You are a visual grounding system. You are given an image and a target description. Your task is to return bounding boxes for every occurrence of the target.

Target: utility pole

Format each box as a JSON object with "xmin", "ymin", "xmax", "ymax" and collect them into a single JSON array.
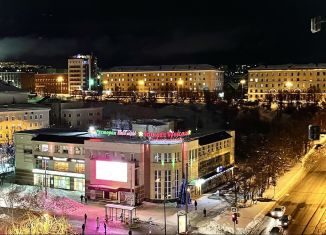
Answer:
[
  {"xmin": 164, "ymin": 195, "xmax": 167, "ymax": 235},
  {"xmin": 44, "ymin": 159, "xmax": 47, "ymax": 198},
  {"xmin": 185, "ymin": 162, "xmax": 189, "ymax": 233}
]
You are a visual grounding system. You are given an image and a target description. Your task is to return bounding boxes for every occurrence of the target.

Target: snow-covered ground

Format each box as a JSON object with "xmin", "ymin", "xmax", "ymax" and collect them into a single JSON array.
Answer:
[{"xmin": 0, "ymin": 183, "xmax": 84, "ymax": 215}]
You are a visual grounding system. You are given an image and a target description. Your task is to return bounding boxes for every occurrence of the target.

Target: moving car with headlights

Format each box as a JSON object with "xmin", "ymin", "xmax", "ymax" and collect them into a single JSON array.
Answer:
[
  {"xmin": 271, "ymin": 206, "xmax": 286, "ymax": 218},
  {"xmin": 270, "ymin": 226, "xmax": 284, "ymax": 235},
  {"xmin": 279, "ymin": 214, "xmax": 291, "ymax": 227}
]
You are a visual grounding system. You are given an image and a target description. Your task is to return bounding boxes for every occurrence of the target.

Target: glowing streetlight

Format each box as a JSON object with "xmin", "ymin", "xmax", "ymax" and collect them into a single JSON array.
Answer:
[
  {"xmin": 138, "ymin": 80, "xmax": 145, "ymax": 93},
  {"xmin": 240, "ymin": 79, "xmax": 246, "ymax": 99},
  {"xmin": 285, "ymin": 81, "xmax": 293, "ymax": 89},
  {"xmin": 56, "ymin": 76, "xmax": 64, "ymax": 94}
]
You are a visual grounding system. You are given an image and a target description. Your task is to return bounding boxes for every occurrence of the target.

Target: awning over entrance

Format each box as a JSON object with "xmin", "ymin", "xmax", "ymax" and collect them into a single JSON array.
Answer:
[{"xmin": 88, "ymin": 184, "xmax": 131, "ymax": 192}]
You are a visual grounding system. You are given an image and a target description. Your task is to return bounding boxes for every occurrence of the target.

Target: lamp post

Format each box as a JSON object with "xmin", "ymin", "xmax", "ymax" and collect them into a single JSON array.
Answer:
[
  {"xmin": 163, "ymin": 194, "xmax": 171, "ymax": 235},
  {"xmin": 240, "ymin": 79, "xmax": 246, "ymax": 99},
  {"xmin": 177, "ymin": 80, "xmax": 184, "ymax": 101},
  {"xmin": 56, "ymin": 76, "xmax": 64, "ymax": 94},
  {"xmin": 285, "ymin": 81, "xmax": 293, "ymax": 102}
]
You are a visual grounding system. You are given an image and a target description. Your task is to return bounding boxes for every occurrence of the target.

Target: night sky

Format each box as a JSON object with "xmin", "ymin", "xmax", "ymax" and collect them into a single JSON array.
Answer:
[{"xmin": 0, "ymin": 0, "xmax": 326, "ymax": 69}]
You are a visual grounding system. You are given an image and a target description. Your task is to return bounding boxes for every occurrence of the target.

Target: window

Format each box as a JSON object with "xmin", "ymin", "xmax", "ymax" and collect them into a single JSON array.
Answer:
[
  {"xmin": 5, "ymin": 116, "xmax": 9, "ymax": 121},
  {"xmin": 154, "ymin": 153, "xmax": 161, "ymax": 162},
  {"xmin": 39, "ymin": 114, "xmax": 43, "ymax": 119},
  {"xmin": 54, "ymin": 176, "xmax": 70, "ymax": 190},
  {"xmin": 75, "ymin": 163, "xmax": 85, "ymax": 173},
  {"xmin": 77, "ymin": 113, "xmax": 81, "ymax": 117},
  {"xmin": 11, "ymin": 116, "xmax": 15, "ymax": 121},
  {"xmin": 54, "ymin": 162, "xmax": 69, "ymax": 171},
  {"xmin": 154, "ymin": 170, "xmax": 161, "ymax": 199},
  {"xmin": 34, "ymin": 114, "xmax": 38, "ymax": 120},
  {"xmin": 74, "ymin": 146, "xmax": 81, "ymax": 155},
  {"xmin": 41, "ymin": 144, "xmax": 48, "ymax": 152},
  {"xmin": 30, "ymin": 115, "xmax": 33, "ymax": 120},
  {"xmin": 174, "ymin": 170, "xmax": 179, "ymax": 198},
  {"xmin": 89, "ymin": 113, "xmax": 93, "ymax": 116},
  {"xmin": 165, "ymin": 170, "xmax": 172, "ymax": 197},
  {"xmin": 62, "ymin": 146, "xmax": 69, "ymax": 154},
  {"xmin": 77, "ymin": 120, "xmax": 81, "ymax": 126},
  {"xmin": 68, "ymin": 114, "xmax": 71, "ymax": 118}
]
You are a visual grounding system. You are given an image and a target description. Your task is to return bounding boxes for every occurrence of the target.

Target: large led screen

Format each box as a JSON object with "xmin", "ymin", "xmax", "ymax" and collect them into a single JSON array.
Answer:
[{"xmin": 95, "ymin": 161, "xmax": 128, "ymax": 182}]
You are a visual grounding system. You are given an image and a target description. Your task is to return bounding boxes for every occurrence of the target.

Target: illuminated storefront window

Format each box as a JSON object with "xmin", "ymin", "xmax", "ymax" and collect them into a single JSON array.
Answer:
[
  {"xmin": 54, "ymin": 176, "xmax": 70, "ymax": 190},
  {"xmin": 54, "ymin": 162, "xmax": 69, "ymax": 172},
  {"xmin": 74, "ymin": 178, "xmax": 85, "ymax": 191},
  {"xmin": 75, "ymin": 163, "xmax": 85, "ymax": 173}
]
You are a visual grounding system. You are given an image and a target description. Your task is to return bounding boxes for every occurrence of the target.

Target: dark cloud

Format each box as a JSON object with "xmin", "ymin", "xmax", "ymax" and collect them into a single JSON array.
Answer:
[{"xmin": 1, "ymin": 0, "xmax": 326, "ymax": 68}]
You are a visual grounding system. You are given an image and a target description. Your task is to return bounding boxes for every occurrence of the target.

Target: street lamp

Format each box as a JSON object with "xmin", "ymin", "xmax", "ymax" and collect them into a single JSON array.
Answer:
[
  {"xmin": 163, "ymin": 194, "xmax": 171, "ymax": 235},
  {"xmin": 177, "ymin": 80, "xmax": 184, "ymax": 101},
  {"xmin": 240, "ymin": 79, "xmax": 246, "ymax": 99},
  {"xmin": 57, "ymin": 76, "xmax": 64, "ymax": 94}
]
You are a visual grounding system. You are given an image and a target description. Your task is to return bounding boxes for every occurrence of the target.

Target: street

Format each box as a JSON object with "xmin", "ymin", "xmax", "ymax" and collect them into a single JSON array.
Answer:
[{"xmin": 253, "ymin": 154, "xmax": 326, "ymax": 235}]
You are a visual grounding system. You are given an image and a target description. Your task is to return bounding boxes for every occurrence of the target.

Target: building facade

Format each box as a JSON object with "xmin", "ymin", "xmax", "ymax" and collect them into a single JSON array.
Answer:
[
  {"xmin": 0, "ymin": 72, "xmax": 35, "ymax": 91},
  {"xmin": 35, "ymin": 73, "xmax": 68, "ymax": 95},
  {"xmin": 0, "ymin": 105, "xmax": 50, "ymax": 143},
  {"xmin": 68, "ymin": 54, "xmax": 98, "ymax": 93},
  {"xmin": 101, "ymin": 64, "xmax": 224, "ymax": 93},
  {"xmin": 14, "ymin": 130, "xmax": 88, "ymax": 191},
  {"xmin": 248, "ymin": 64, "xmax": 326, "ymax": 101},
  {"xmin": 15, "ymin": 127, "xmax": 235, "ymax": 205},
  {"xmin": 61, "ymin": 107, "xmax": 103, "ymax": 129}
]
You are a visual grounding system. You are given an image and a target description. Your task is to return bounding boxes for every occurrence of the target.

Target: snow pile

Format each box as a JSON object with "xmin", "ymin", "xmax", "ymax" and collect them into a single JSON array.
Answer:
[{"xmin": 0, "ymin": 184, "xmax": 84, "ymax": 216}]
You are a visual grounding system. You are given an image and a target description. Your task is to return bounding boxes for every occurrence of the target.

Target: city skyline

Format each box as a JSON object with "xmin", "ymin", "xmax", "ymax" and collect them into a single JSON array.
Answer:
[{"xmin": 1, "ymin": 0, "xmax": 326, "ymax": 68}]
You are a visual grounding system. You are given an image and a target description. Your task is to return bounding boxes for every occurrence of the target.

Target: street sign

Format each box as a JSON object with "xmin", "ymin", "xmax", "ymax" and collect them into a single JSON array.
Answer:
[{"xmin": 231, "ymin": 207, "xmax": 238, "ymax": 213}]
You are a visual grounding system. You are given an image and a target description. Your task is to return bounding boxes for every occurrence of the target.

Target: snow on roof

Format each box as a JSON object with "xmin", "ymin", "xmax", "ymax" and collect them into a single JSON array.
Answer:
[
  {"xmin": 250, "ymin": 63, "xmax": 326, "ymax": 70},
  {"xmin": 107, "ymin": 64, "xmax": 219, "ymax": 72}
]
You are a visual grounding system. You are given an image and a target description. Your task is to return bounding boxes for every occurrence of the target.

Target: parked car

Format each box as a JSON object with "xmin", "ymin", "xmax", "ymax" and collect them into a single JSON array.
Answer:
[
  {"xmin": 271, "ymin": 206, "xmax": 286, "ymax": 218},
  {"xmin": 270, "ymin": 226, "xmax": 284, "ymax": 235},
  {"xmin": 279, "ymin": 214, "xmax": 291, "ymax": 227}
]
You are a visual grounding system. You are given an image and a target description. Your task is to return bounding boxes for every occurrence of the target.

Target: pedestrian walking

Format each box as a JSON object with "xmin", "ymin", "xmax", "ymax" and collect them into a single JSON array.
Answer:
[
  {"xmin": 105, "ymin": 214, "xmax": 108, "ymax": 223},
  {"xmin": 194, "ymin": 200, "xmax": 197, "ymax": 210},
  {"xmin": 80, "ymin": 194, "xmax": 84, "ymax": 203},
  {"xmin": 84, "ymin": 213, "xmax": 87, "ymax": 224},
  {"xmin": 104, "ymin": 222, "xmax": 107, "ymax": 235},
  {"xmin": 203, "ymin": 208, "xmax": 207, "ymax": 217},
  {"xmin": 82, "ymin": 223, "xmax": 85, "ymax": 235},
  {"xmin": 96, "ymin": 216, "xmax": 99, "ymax": 229},
  {"xmin": 129, "ymin": 230, "xmax": 132, "ymax": 235},
  {"xmin": 85, "ymin": 196, "xmax": 88, "ymax": 204}
]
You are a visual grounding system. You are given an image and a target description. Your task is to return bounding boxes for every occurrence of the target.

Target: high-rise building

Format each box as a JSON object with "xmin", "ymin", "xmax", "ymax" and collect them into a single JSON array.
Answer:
[
  {"xmin": 248, "ymin": 64, "xmax": 326, "ymax": 102},
  {"xmin": 68, "ymin": 54, "xmax": 98, "ymax": 94}
]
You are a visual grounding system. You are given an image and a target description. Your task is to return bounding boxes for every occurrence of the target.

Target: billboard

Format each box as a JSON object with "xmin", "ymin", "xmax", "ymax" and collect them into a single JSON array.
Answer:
[{"xmin": 95, "ymin": 161, "xmax": 128, "ymax": 182}]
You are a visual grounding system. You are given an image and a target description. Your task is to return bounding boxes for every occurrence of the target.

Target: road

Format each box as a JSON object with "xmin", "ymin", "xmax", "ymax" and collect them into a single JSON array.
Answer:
[{"xmin": 253, "ymin": 154, "xmax": 326, "ymax": 235}]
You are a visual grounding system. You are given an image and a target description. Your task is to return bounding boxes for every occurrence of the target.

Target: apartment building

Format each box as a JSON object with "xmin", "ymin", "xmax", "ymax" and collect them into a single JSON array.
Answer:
[
  {"xmin": 248, "ymin": 64, "xmax": 326, "ymax": 101},
  {"xmin": 35, "ymin": 73, "xmax": 68, "ymax": 95},
  {"xmin": 0, "ymin": 105, "xmax": 50, "ymax": 143},
  {"xmin": 101, "ymin": 64, "xmax": 224, "ymax": 93}
]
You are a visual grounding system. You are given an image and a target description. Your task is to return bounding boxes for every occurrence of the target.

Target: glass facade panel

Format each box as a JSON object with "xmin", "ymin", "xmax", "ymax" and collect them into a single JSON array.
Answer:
[
  {"xmin": 54, "ymin": 176, "xmax": 70, "ymax": 190},
  {"xmin": 74, "ymin": 178, "xmax": 85, "ymax": 192}
]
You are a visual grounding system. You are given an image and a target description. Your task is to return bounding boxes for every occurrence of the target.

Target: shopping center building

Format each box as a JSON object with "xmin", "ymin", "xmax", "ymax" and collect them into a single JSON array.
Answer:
[{"xmin": 14, "ymin": 122, "xmax": 235, "ymax": 204}]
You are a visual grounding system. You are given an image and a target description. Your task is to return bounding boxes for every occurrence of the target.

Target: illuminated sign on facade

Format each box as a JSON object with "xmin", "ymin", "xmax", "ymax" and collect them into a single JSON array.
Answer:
[
  {"xmin": 96, "ymin": 130, "xmax": 137, "ymax": 137},
  {"xmin": 95, "ymin": 129, "xmax": 191, "ymax": 139}
]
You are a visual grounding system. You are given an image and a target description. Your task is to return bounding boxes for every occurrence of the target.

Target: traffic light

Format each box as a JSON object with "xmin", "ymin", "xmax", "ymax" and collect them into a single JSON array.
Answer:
[
  {"xmin": 232, "ymin": 213, "xmax": 238, "ymax": 224},
  {"xmin": 308, "ymin": 125, "xmax": 320, "ymax": 140}
]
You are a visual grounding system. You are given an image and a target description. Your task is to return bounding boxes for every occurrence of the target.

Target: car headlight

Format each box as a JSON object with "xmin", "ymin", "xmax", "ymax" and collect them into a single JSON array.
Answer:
[{"xmin": 284, "ymin": 222, "xmax": 287, "ymax": 225}]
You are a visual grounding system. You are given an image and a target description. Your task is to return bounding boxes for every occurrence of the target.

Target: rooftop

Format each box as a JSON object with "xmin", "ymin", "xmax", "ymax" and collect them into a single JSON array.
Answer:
[
  {"xmin": 0, "ymin": 80, "xmax": 24, "ymax": 92},
  {"xmin": 16, "ymin": 128, "xmax": 233, "ymax": 145},
  {"xmin": 107, "ymin": 64, "xmax": 219, "ymax": 72},
  {"xmin": 250, "ymin": 63, "xmax": 326, "ymax": 70},
  {"xmin": 0, "ymin": 104, "xmax": 50, "ymax": 112}
]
